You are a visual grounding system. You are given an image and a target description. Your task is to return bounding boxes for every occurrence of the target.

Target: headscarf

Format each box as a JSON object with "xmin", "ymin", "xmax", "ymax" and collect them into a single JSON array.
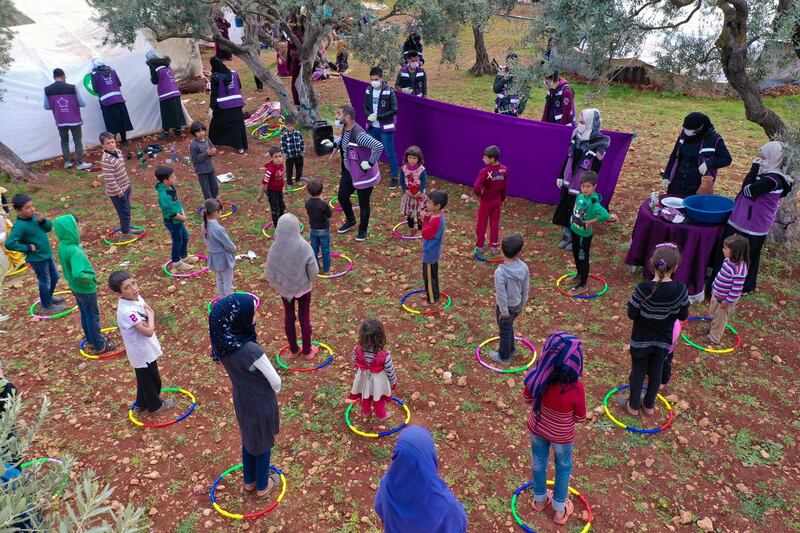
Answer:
[
  {"xmin": 757, "ymin": 140, "xmax": 793, "ymax": 185},
  {"xmin": 210, "ymin": 56, "xmax": 232, "ymax": 83},
  {"xmin": 265, "ymin": 213, "xmax": 318, "ymax": 300},
  {"xmin": 523, "ymin": 332, "xmax": 584, "ymax": 414},
  {"xmin": 145, "ymin": 50, "xmax": 159, "ymax": 61},
  {"xmin": 573, "ymin": 108, "xmax": 610, "ymax": 153},
  {"xmin": 208, "ymin": 293, "xmax": 257, "ymax": 361},
  {"xmin": 681, "ymin": 112, "xmax": 713, "ymax": 143},
  {"xmin": 91, "ymin": 57, "xmax": 106, "ymax": 69},
  {"xmin": 374, "ymin": 426, "xmax": 467, "ymax": 533}
]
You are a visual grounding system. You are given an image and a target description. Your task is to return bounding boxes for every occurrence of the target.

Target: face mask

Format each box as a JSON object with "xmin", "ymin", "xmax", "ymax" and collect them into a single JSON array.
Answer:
[
  {"xmin": 576, "ymin": 124, "xmax": 586, "ymax": 135},
  {"xmin": 683, "ymin": 128, "xmax": 696, "ymax": 137},
  {"xmin": 409, "ymin": 62, "xmax": 419, "ymax": 69},
  {"xmin": 334, "ymin": 119, "xmax": 344, "ymax": 127},
  {"xmin": 370, "ymin": 80, "xmax": 382, "ymax": 89}
]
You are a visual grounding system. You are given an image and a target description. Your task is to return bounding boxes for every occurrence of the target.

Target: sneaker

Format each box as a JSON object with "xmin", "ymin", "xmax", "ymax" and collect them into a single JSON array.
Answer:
[
  {"xmin": 40, "ymin": 304, "xmax": 66, "ymax": 316},
  {"xmin": 557, "ymin": 238, "xmax": 569, "ymax": 248},
  {"xmin": 569, "ymin": 285, "xmax": 588, "ymax": 296},
  {"xmin": 117, "ymin": 233, "xmax": 134, "ymax": 241},
  {"xmin": 130, "ymin": 228, "xmax": 144, "ymax": 235},
  {"xmin": 63, "ymin": 161, "xmax": 74, "ymax": 169},
  {"xmin": 51, "ymin": 295, "xmax": 66, "ymax": 304},
  {"xmin": 174, "ymin": 129, "xmax": 184, "ymax": 138},
  {"xmin": 705, "ymin": 335, "xmax": 719, "ymax": 346},
  {"xmin": 183, "ymin": 255, "xmax": 200, "ymax": 265},
  {"xmin": 120, "ymin": 140, "xmax": 129, "ymax": 147},
  {"xmin": 338, "ymin": 220, "xmax": 357, "ymax": 234},
  {"xmin": 152, "ymin": 398, "xmax": 177, "ymax": 415},
  {"xmin": 355, "ymin": 231, "xmax": 367, "ymax": 242},
  {"xmin": 0, "ymin": 314, "xmax": 8, "ymax": 322},
  {"xmin": 489, "ymin": 246, "xmax": 500, "ymax": 255},
  {"xmin": 87, "ymin": 339, "xmax": 119, "ymax": 356},
  {"xmin": 476, "ymin": 245, "xmax": 488, "ymax": 255},
  {"xmin": 487, "ymin": 350, "xmax": 510, "ymax": 366},
  {"xmin": 567, "ymin": 275, "xmax": 580, "ymax": 285},
  {"xmin": 158, "ymin": 131, "xmax": 170, "ymax": 140},
  {"xmin": 564, "ymin": 242, "xmax": 573, "ymax": 251},
  {"xmin": 174, "ymin": 261, "xmax": 194, "ymax": 272},
  {"xmin": 76, "ymin": 162, "xmax": 93, "ymax": 170},
  {"xmin": 389, "ymin": 178, "xmax": 399, "ymax": 190}
]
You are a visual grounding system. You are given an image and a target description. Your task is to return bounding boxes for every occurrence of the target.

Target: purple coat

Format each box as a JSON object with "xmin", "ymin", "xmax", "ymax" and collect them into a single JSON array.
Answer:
[
  {"xmin": 563, "ymin": 143, "xmax": 605, "ymax": 195},
  {"xmin": 44, "ymin": 81, "xmax": 82, "ymax": 126},
  {"xmin": 91, "ymin": 68, "xmax": 125, "ymax": 106},
  {"xmin": 216, "ymin": 71, "xmax": 244, "ymax": 109},
  {"xmin": 154, "ymin": 65, "xmax": 180, "ymax": 101},
  {"xmin": 728, "ymin": 167, "xmax": 791, "ymax": 236}
]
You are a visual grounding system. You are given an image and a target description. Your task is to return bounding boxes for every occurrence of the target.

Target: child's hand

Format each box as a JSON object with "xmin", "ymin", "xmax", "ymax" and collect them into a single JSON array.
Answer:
[
  {"xmin": 208, "ymin": 147, "xmax": 217, "ymax": 155},
  {"xmin": 34, "ymin": 212, "xmax": 45, "ymax": 222},
  {"xmin": 609, "ymin": 213, "xmax": 619, "ymax": 223},
  {"xmin": 28, "ymin": 243, "xmax": 37, "ymax": 251},
  {"xmin": 256, "ymin": 194, "xmax": 264, "ymax": 202}
]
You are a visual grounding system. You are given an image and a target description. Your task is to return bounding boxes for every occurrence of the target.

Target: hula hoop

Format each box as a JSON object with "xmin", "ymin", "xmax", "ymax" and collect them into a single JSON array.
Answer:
[
  {"xmin": 79, "ymin": 326, "xmax": 126, "ymax": 360},
  {"xmin": 328, "ymin": 197, "xmax": 359, "ymax": 212},
  {"xmin": 316, "ymin": 252, "xmax": 353, "ymax": 279},
  {"xmin": 210, "ymin": 464, "xmax": 287, "ymax": 519},
  {"xmin": 128, "ymin": 387, "xmax": 196, "ymax": 428},
  {"xmin": 275, "ymin": 340, "xmax": 334, "ymax": 372},
  {"xmin": 285, "ymin": 177, "xmax": 310, "ymax": 194},
  {"xmin": 511, "ymin": 480, "xmax": 593, "ymax": 533},
  {"xmin": 602, "ymin": 384, "xmax": 673, "ymax": 434},
  {"xmin": 473, "ymin": 247, "xmax": 504, "ymax": 263},
  {"xmin": 392, "ymin": 221, "xmax": 422, "ymax": 240},
  {"xmin": 261, "ymin": 222, "xmax": 305, "ymax": 239},
  {"xmin": 29, "ymin": 290, "xmax": 78, "ymax": 320},
  {"xmin": 196, "ymin": 201, "xmax": 238, "ymax": 219},
  {"xmin": 345, "ymin": 396, "xmax": 411, "ymax": 438},
  {"xmin": 83, "ymin": 73, "xmax": 98, "ymax": 96},
  {"xmin": 7, "ymin": 263, "xmax": 29, "ymax": 277},
  {"xmin": 400, "ymin": 289, "xmax": 452, "ymax": 315},
  {"xmin": 102, "ymin": 226, "xmax": 147, "ymax": 246},
  {"xmin": 680, "ymin": 316, "xmax": 741, "ymax": 354},
  {"xmin": 475, "ymin": 336, "xmax": 538, "ymax": 373},
  {"xmin": 555, "ymin": 272, "xmax": 609, "ymax": 300},
  {"xmin": 20, "ymin": 457, "xmax": 64, "ymax": 469},
  {"xmin": 207, "ymin": 291, "xmax": 261, "ymax": 313},
  {"xmin": 162, "ymin": 255, "xmax": 209, "ymax": 278}
]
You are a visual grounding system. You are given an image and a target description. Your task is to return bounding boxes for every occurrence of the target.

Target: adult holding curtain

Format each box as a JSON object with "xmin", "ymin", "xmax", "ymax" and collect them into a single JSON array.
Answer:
[
  {"xmin": 90, "ymin": 58, "xmax": 134, "ymax": 147},
  {"xmin": 208, "ymin": 57, "xmax": 248, "ymax": 154},
  {"xmin": 145, "ymin": 51, "xmax": 186, "ymax": 139}
]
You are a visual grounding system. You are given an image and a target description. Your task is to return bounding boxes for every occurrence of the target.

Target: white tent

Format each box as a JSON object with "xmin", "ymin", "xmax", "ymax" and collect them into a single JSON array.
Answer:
[{"xmin": 0, "ymin": 0, "xmax": 199, "ymax": 163}]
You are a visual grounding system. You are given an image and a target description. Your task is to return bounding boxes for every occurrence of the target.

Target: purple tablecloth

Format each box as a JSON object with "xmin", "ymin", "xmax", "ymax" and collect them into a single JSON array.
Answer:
[{"xmin": 624, "ymin": 198, "xmax": 726, "ymax": 296}]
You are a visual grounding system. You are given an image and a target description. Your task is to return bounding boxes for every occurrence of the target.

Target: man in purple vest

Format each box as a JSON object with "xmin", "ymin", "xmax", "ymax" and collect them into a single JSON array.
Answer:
[
  {"xmin": 363, "ymin": 67, "xmax": 399, "ymax": 189},
  {"xmin": 542, "ymin": 71, "xmax": 575, "ymax": 126},
  {"xmin": 90, "ymin": 58, "xmax": 134, "ymax": 147},
  {"xmin": 43, "ymin": 68, "xmax": 92, "ymax": 170},
  {"xmin": 145, "ymin": 51, "xmax": 186, "ymax": 139},
  {"xmin": 321, "ymin": 104, "xmax": 383, "ymax": 242},
  {"xmin": 395, "ymin": 51, "xmax": 427, "ymax": 97}
]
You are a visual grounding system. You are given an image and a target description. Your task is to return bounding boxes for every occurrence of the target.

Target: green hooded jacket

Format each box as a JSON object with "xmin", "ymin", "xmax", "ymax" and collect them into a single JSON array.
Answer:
[
  {"xmin": 54, "ymin": 215, "xmax": 97, "ymax": 294},
  {"xmin": 156, "ymin": 182, "xmax": 184, "ymax": 224},
  {"xmin": 570, "ymin": 191, "xmax": 610, "ymax": 238},
  {"xmin": 5, "ymin": 215, "xmax": 54, "ymax": 262}
]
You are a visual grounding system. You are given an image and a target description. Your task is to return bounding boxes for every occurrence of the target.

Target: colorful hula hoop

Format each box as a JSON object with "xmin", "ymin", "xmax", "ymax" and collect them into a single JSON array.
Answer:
[
  {"xmin": 345, "ymin": 396, "xmax": 411, "ymax": 438},
  {"xmin": 261, "ymin": 222, "xmax": 305, "ymax": 239},
  {"xmin": 7, "ymin": 263, "xmax": 30, "ymax": 277},
  {"xmin": 285, "ymin": 177, "xmax": 309, "ymax": 193},
  {"xmin": 102, "ymin": 226, "xmax": 147, "ymax": 246},
  {"xmin": 328, "ymin": 197, "xmax": 359, "ymax": 212},
  {"xmin": 400, "ymin": 289, "xmax": 452, "ymax": 315},
  {"xmin": 79, "ymin": 326, "xmax": 126, "ymax": 360},
  {"xmin": 511, "ymin": 479, "xmax": 593, "ymax": 533},
  {"xmin": 316, "ymin": 252, "xmax": 353, "ymax": 279},
  {"xmin": 210, "ymin": 464, "xmax": 287, "ymax": 519},
  {"xmin": 83, "ymin": 73, "xmax": 98, "ymax": 96},
  {"xmin": 162, "ymin": 255, "xmax": 209, "ymax": 278},
  {"xmin": 392, "ymin": 221, "xmax": 422, "ymax": 240},
  {"xmin": 128, "ymin": 387, "xmax": 196, "ymax": 428},
  {"xmin": 207, "ymin": 291, "xmax": 261, "ymax": 313},
  {"xmin": 20, "ymin": 457, "xmax": 64, "ymax": 469},
  {"xmin": 555, "ymin": 272, "xmax": 609, "ymax": 299},
  {"xmin": 473, "ymin": 247, "xmax": 504, "ymax": 263},
  {"xmin": 602, "ymin": 384, "xmax": 673, "ymax": 434},
  {"xmin": 475, "ymin": 336, "xmax": 538, "ymax": 373},
  {"xmin": 680, "ymin": 316, "xmax": 741, "ymax": 354},
  {"xmin": 196, "ymin": 201, "xmax": 238, "ymax": 219},
  {"xmin": 29, "ymin": 290, "xmax": 78, "ymax": 320},
  {"xmin": 275, "ymin": 340, "xmax": 334, "ymax": 372}
]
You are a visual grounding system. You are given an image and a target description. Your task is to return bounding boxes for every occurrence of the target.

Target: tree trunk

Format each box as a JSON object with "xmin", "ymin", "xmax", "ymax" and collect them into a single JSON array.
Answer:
[
  {"xmin": 469, "ymin": 24, "xmax": 495, "ymax": 76},
  {"xmin": 0, "ymin": 141, "xmax": 38, "ymax": 183}
]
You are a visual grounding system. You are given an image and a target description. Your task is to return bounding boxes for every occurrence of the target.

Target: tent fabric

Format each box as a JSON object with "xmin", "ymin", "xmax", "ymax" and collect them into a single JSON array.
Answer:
[{"xmin": 342, "ymin": 77, "xmax": 633, "ymax": 206}]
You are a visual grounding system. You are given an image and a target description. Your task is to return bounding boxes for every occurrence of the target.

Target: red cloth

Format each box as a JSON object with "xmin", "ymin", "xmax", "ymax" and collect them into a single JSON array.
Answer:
[
  {"xmin": 421, "ymin": 214, "xmax": 442, "ymax": 240},
  {"xmin": 523, "ymin": 381, "xmax": 586, "ymax": 444},
  {"xmin": 475, "ymin": 198, "xmax": 502, "ymax": 248},
  {"xmin": 262, "ymin": 161, "xmax": 286, "ymax": 191},
  {"xmin": 473, "ymin": 163, "xmax": 509, "ymax": 202}
]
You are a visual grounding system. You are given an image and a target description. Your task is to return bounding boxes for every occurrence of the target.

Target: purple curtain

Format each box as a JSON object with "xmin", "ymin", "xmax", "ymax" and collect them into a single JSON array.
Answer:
[{"xmin": 343, "ymin": 76, "xmax": 633, "ymax": 206}]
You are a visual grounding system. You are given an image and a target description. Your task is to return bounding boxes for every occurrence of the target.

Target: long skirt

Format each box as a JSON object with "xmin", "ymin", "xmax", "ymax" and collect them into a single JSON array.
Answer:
[
  {"xmin": 101, "ymin": 102, "xmax": 133, "ymax": 134},
  {"xmin": 209, "ymin": 106, "xmax": 248, "ymax": 151},
  {"xmin": 552, "ymin": 186, "xmax": 576, "ymax": 228},
  {"xmin": 159, "ymin": 96, "xmax": 186, "ymax": 131}
]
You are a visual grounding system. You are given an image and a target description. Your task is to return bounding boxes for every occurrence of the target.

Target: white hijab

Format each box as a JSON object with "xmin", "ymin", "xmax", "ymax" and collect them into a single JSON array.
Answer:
[
  {"xmin": 91, "ymin": 57, "xmax": 106, "ymax": 69},
  {"xmin": 758, "ymin": 141, "xmax": 793, "ymax": 185}
]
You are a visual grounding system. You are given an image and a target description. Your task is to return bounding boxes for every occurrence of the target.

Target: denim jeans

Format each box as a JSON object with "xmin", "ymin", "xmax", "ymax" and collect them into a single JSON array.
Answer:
[
  {"xmin": 29, "ymin": 257, "xmax": 59, "ymax": 308},
  {"xmin": 496, "ymin": 305, "xmax": 521, "ymax": 360},
  {"xmin": 242, "ymin": 445, "xmax": 272, "ymax": 491},
  {"xmin": 310, "ymin": 228, "xmax": 331, "ymax": 272},
  {"xmin": 57, "ymin": 125, "xmax": 84, "ymax": 164},
  {"xmin": 164, "ymin": 221, "xmax": 189, "ymax": 263},
  {"xmin": 367, "ymin": 126, "xmax": 398, "ymax": 178},
  {"xmin": 531, "ymin": 435, "xmax": 573, "ymax": 513},
  {"xmin": 74, "ymin": 292, "xmax": 105, "ymax": 351},
  {"xmin": 109, "ymin": 187, "xmax": 132, "ymax": 234}
]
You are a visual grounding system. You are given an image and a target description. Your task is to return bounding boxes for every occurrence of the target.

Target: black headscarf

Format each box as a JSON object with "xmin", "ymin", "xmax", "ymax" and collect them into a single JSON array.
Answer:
[
  {"xmin": 681, "ymin": 112, "xmax": 714, "ymax": 143},
  {"xmin": 208, "ymin": 293, "xmax": 257, "ymax": 361},
  {"xmin": 210, "ymin": 56, "xmax": 232, "ymax": 83}
]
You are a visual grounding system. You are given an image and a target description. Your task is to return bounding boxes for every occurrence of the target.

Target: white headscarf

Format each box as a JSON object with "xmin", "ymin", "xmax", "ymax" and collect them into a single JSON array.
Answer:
[
  {"xmin": 265, "ymin": 213, "xmax": 319, "ymax": 300},
  {"xmin": 577, "ymin": 109, "xmax": 599, "ymax": 141},
  {"xmin": 91, "ymin": 57, "xmax": 106, "ymax": 69},
  {"xmin": 145, "ymin": 50, "xmax": 159, "ymax": 61},
  {"xmin": 758, "ymin": 141, "xmax": 793, "ymax": 185}
]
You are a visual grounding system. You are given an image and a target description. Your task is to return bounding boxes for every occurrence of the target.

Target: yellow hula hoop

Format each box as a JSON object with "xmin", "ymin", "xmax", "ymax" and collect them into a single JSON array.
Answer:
[
  {"xmin": 602, "ymin": 390, "xmax": 673, "ymax": 432},
  {"xmin": 128, "ymin": 388, "xmax": 197, "ymax": 428},
  {"xmin": 347, "ymin": 400, "xmax": 412, "ymax": 438},
  {"xmin": 79, "ymin": 326, "xmax": 126, "ymax": 359},
  {"xmin": 7, "ymin": 263, "xmax": 29, "ymax": 277}
]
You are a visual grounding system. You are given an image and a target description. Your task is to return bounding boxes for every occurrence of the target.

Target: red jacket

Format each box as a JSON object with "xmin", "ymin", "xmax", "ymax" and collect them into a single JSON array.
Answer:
[
  {"xmin": 473, "ymin": 163, "xmax": 509, "ymax": 203},
  {"xmin": 262, "ymin": 161, "xmax": 285, "ymax": 192}
]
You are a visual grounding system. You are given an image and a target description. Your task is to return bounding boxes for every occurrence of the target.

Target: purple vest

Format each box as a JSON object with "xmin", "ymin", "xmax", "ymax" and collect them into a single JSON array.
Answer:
[
  {"xmin": 545, "ymin": 82, "xmax": 575, "ymax": 125},
  {"xmin": 345, "ymin": 125, "xmax": 381, "ymax": 189},
  {"xmin": 155, "ymin": 66, "xmax": 180, "ymax": 101},
  {"xmin": 44, "ymin": 82, "xmax": 82, "ymax": 127},
  {"xmin": 397, "ymin": 66, "xmax": 425, "ymax": 96},
  {"xmin": 364, "ymin": 86, "xmax": 396, "ymax": 131},
  {"xmin": 563, "ymin": 144, "xmax": 603, "ymax": 194},
  {"xmin": 92, "ymin": 70, "xmax": 125, "ymax": 106},
  {"xmin": 728, "ymin": 174, "xmax": 784, "ymax": 236},
  {"xmin": 216, "ymin": 71, "xmax": 244, "ymax": 109}
]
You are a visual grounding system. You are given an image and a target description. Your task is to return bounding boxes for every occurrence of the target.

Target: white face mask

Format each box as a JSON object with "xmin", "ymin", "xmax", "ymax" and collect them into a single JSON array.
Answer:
[
  {"xmin": 370, "ymin": 80, "xmax": 382, "ymax": 89},
  {"xmin": 334, "ymin": 119, "xmax": 344, "ymax": 127},
  {"xmin": 576, "ymin": 124, "xmax": 586, "ymax": 135},
  {"xmin": 409, "ymin": 62, "xmax": 420, "ymax": 69},
  {"xmin": 683, "ymin": 128, "xmax": 697, "ymax": 137}
]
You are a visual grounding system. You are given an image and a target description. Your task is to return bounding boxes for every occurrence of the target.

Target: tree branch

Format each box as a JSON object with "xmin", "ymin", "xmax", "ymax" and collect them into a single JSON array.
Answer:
[{"xmin": 635, "ymin": 0, "xmax": 702, "ymax": 31}]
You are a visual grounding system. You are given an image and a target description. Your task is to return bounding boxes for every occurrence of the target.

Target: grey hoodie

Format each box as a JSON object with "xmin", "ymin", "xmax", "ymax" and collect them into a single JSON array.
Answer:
[{"xmin": 494, "ymin": 259, "xmax": 530, "ymax": 315}]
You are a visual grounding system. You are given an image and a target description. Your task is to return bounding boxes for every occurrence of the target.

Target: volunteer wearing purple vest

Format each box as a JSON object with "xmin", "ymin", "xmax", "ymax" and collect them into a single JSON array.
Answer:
[
  {"xmin": 90, "ymin": 58, "xmax": 133, "ymax": 147},
  {"xmin": 551, "ymin": 109, "xmax": 610, "ymax": 251},
  {"xmin": 662, "ymin": 112, "xmax": 732, "ymax": 196},
  {"xmin": 208, "ymin": 57, "xmax": 248, "ymax": 154},
  {"xmin": 321, "ymin": 105, "xmax": 383, "ymax": 242},
  {"xmin": 145, "ymin": 51, "xmax": 186, "ymax": 139},
  {"xmin": 394, "ymin": 51, "xmax": 427, "ymax": 97},
  {"xmin": 43, "ymin": 68, "xmax": 92, "ymax": 170},
  {"xmin": 710, "ymin": 141, "xmax": 793, "ymax": 294},
  {"xmin": 542, "ymin": 71, "xmax": 575, "ymax": 126},
  {"xmin": 364, "ymin": 67, "xmax": 399, "ymax": 189}
]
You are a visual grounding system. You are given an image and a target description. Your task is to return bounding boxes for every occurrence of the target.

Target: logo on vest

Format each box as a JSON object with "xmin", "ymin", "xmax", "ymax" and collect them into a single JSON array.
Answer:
[{"xmin": 56, "ymin": 97, "xmax": 69, "ymax": 109}]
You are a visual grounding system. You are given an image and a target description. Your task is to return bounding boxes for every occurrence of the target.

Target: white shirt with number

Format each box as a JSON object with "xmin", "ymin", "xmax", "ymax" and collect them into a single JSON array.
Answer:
[{"xmin": 117, "ymin": 296, "xmax": 162, "ymax": 368}]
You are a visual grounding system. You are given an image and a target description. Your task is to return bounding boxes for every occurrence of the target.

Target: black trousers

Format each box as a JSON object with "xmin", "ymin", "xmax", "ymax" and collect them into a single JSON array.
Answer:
[
  {"xmin": 135, "ymin": 360, "xmax": 163, "ymax": 412},
  {"xmin": 197, "ymin": 172, "xmax": 219, "ymax": 200},
  {"xmin": 407, "ymin": 216, "xmax": 422, "ymax": 230},
  {"xmin": 628, "ymin": 347, "xmax": 667, "ymax": 410},
  {"xmin": 570, "ymin": 230, "xmax": 593, "ymax": 286},
  {"xmin": 661, "ymin": 352, "xmax": 674, "ymax": 385},
  {"xmin": 338, "ymin": 168, "xmax": 373, "ymax": 233},
  {"xmin": 267, "ymin": 190, "xmax": 286, "ymax": 227},
  {"xmin": 423, "ymin": 262, "xmax": 440, "ymax": 304},
  {"xmin": 254, "ymin": 76, "xmax": 263, "ymax": 90},
  {"xmin": 286, "ymin": 156, "xmax": 304, "ymax": 184}
]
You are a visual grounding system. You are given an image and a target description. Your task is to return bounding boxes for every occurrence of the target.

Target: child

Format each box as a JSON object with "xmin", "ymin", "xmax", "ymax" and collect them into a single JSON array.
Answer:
[
  {"xmin": 108, "ymin": 271, "xmax": 175, "ymax": 415},
  {"xmin": 709, "ymin": 234, "xmax": 749, "ymax": 345},
  {"xmin": 305, "ymin": 178, "xmax": 333, "ymax": 273},
  {"xmin": 54, "ymin": 215, "xmax": 117, "ymax": 355},
  {"xmin": 489, "ymin": 234, "xmax": 529, "ymax": 365},
  {"xmin": 625, "ymin": 243, "xmax": 689, "ymax": 416},
  {"xmin": 522, "ymin": 332, "xmax": 586, "ymax": 525},
  {"xmin": 399, "ymin": 146, "xmax": 428, "ymax": 236},
  {"xmin": 201, "ymin": 199, "xmax": 236, "ymax": 296},
  {"xmin": 0, "ymin": 200, "xmax": 9, "ymax": 323},
  {"xmin": 422, "ymin": 190, "xmax": 447, "ymax": 305},
  {"xmin": 280, "ymin": 117, "xmax": 305, "ymax": 185},
  {"xmin": 189, "ymin": 121, "xmax": 219, "ymax": 200},
  {"xmin": 568, "ymin": 171, "xmax": 617, "ymax": 296},
  {"xmin": 347, "ymin": 318, "xmax": 398, "ymax": 420},
  {"xmin": 155, "ymin": 166, "xmax": 197, "ymax": 272},
  {"xmin": 333, "ymin": 40, "xmax": 349, "ymax": 73},
  {"xmin": 100, "ymin": 132, "xmax": 140, "ymax": 241},
  {"xmin": 257, "ymin": 147, "xmax": 286, "ymax": 228},
  {"xmin": 5, "ymin": 194, "xmax": 65, "ymax": 315},
  {"xmin": 473, "ymin": 145, "xmax": 508, "ymax": 254}
]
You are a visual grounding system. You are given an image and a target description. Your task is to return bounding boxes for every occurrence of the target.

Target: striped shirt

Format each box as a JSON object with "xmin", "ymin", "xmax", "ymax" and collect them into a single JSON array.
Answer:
[
  {"xmin": 628, "ymin": 281, "xmax": 690, "ymax": 351},
  {"xmin": 340, "ymin": 127, "xmax": 383, "ymax": 164},
  {"xmin": 523, "ymin": 381, "xmax": 586, "ymax": 444},
  {"xmin": 712, "ymin": 258, "xmax": 748, "ymax": 303},
  {"xmin": 351, "ymin": 348, "xmax": 398, "ymax": 385},
  {"xmin": 100, "ymin": 150, "xmax": 130, "ymax": 197}
]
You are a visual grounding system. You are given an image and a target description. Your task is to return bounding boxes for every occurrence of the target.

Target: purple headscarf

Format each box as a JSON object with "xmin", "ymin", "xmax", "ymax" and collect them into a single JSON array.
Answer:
[
  {"xmin": 523, "ymin": 332, "xmax": 584, "ymax": 413},
  {"xmin": 374, "ymin": 425, "xmax": 467, "ymax": 533}
]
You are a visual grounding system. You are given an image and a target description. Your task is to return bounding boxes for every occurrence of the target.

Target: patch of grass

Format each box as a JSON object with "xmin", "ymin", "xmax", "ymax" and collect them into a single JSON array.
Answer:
[
  {"xmin": 739, "ymin": 493, "xmax": 783, "ymax": 524},
  {"xmin": 369, "ymin": 444, "xmax": 392, "ymax": 461},
  {"xmin": 461, "ymin": 401, "xmax": 480, "ymax": 413},
  {"xmin": 732, "ymin": 393, "xmax": 760, "ymax": 408},
  {"xmin": 450, "ymin": 359, "xmax": 469, "ymax": 376},
  {"xmin": 730, "ymin": 429, "xmax": 784, "ymax": 467}
]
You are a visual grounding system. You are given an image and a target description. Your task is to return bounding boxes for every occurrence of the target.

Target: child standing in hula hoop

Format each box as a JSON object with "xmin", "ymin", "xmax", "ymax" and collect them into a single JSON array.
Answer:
[
  {"xmin": 257, "ymin": 147, "xmax": 286, "ymax": 228},
  {"xmin": 155, "ymin": 166, "xmax": 197, "ymax": 272},
  {"xmin": 488, "ymin": 234, "xmax": 529, "ymax": 366},
  {"xmin": 347, "ymin": 318, "xmax": 398, "ymax": 420},
  {"xmin": 708, "ymin": 235, "xmax": 749, "ymax": 345},
  {"xmin": 201, "ymin": 198, "xmax": 236, "ymax": 296},
  {"xmin": 399, "ymin": 145, "xmax": 428, "ymax": 237},
  {"xmin": 421, "ymin": 190, "xmax": 447, "ymax": 305},
  {"xmin": 305, "ymin": 178, "xmax": 333, "ymax": 274},
  {"xmin": 624, "ymin": 243, "xmax": 689, "ymax": 417},
  {"xmin": 189, "ymin": 121, "xmax": 219, "ymax": 200}
]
